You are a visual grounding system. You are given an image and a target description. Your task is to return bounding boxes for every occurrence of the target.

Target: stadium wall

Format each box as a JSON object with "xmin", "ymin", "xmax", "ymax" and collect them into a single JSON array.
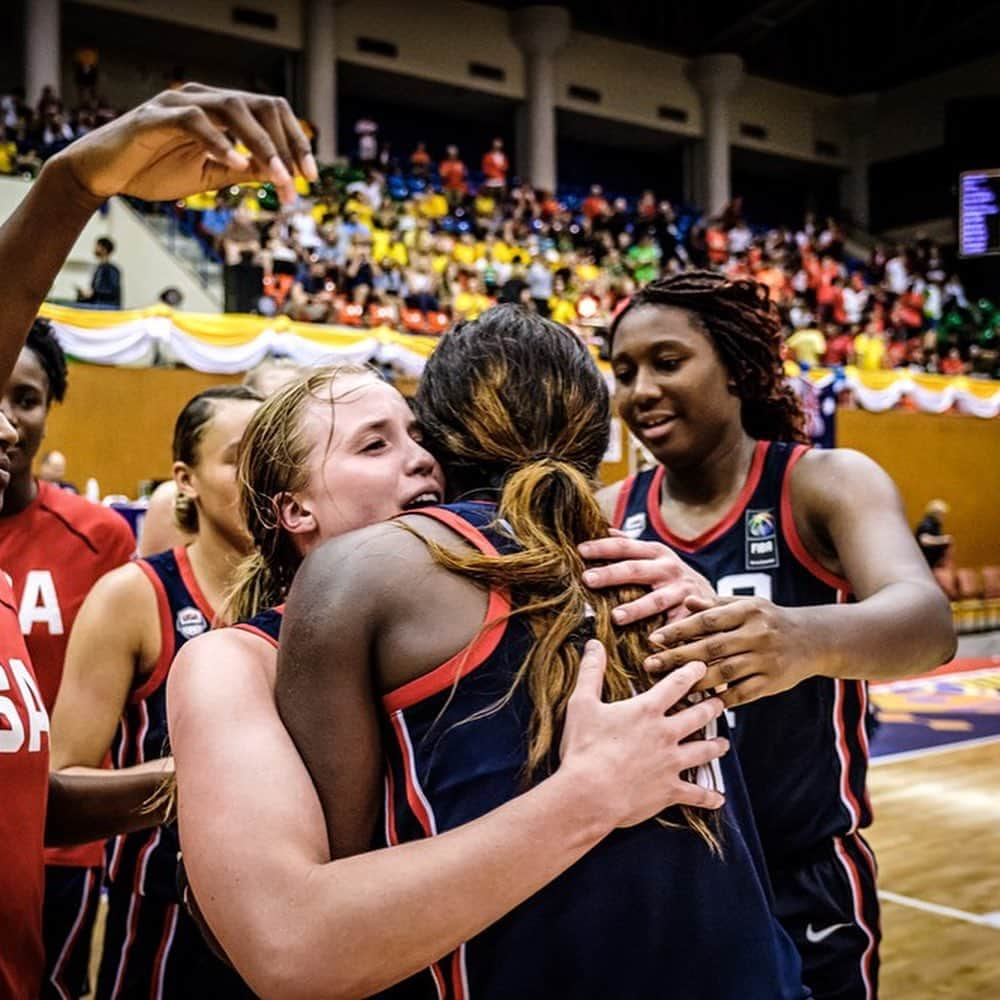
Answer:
[
  {"xmin": 0, "ymin": 178, "xmax": 219, "ymax": 311},
  {"xmin": 838, "ymin": 409, "xmax": 1000, "ymax": 569},
  {"xmin": 77, "ymin": 0, "xmax": 847, "ymax": 168},
  {"xmin": 40, "ymin": 362, "xmax": 1000, "ymax": 570}
]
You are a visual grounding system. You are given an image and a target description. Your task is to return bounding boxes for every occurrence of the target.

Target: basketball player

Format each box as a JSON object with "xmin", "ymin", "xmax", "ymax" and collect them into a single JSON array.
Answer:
[
  {"xmin": 137, "ymin": 357, "xmax": 302, "ymax": 557},
  {"xmin": 50, "ymin": 387, "xmax": 260, "ymax": 998},
  {"xmin": 598, "ymin": 272, "xmax": 956, "ymax": 1000},
  {"xmin": 0, "ymin": 81, "xmax": 315, "ymax": 999},
  {"xmin": 168, "ymin": 363, "xmax": 732, "ymax": 996},
  {"xmin": 0, "ymin": 318, "xmax": 136, "ymax": 1000},
  {"xmin": 269, "ymin": 307, "xmax": 809, "ymax": 998}
]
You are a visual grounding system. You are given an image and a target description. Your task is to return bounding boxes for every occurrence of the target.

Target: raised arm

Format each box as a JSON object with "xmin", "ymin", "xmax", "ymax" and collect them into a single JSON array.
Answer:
[
  {"xmin": 0, "ymin": 84, "xmax": 316, "ymax": 387},
  {"xmin": 171, "ymin": 623, "xmax": 727, "ymax": 1000}
]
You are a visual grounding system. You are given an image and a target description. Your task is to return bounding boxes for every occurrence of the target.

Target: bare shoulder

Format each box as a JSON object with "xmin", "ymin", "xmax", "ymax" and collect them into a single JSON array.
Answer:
[
  {"xmin": 596, "ymin": 480, "xmax": 628, "ymax": 522},
  {"xmin": 790, "ymin": 447, "xmax": 899, "ymax": 512},
  {"xmin": 169, "ymin": 628, "xmax": 275, "ymax": 714}
]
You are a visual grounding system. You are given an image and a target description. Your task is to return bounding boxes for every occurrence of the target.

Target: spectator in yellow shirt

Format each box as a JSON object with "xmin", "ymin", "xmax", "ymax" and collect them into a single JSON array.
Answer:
[
  {"xmin": 785, "ymin": 327, "xmax": 827, "ymax": 366},
  {"xmin": 453, "ymin": 275, "xmax": 492, "ymax": 321},
  {"xmin": 853, "ymin": 329, "xmax": 888, "ymax": 371}
]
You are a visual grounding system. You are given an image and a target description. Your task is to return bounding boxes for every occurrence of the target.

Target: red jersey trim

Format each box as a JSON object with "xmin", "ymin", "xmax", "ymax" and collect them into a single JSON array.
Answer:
[
  {"xmin": 382, "ymin": 508, "xmax": 511, "ymax": 714},
  {"xmin": 779, "ymin": 445, "xmax": 852, "ymax": 592},
  {"xmin": 645, "ymin": 440, "xmax": 770, "ymax": 552},
  {"xmin": 131, "ymin": 562, "xmax": 175, "ymax": 705},
  {"xmin": 174, "ymin": 546, "xmax": 216, "ymax": 624},
  {"xmin": 611, "ymin": 476, "xmax": 635, "ymax": 529},
  {"xmin": 231, "ymin": 623, "xmax": 278, "ymax": 649}
]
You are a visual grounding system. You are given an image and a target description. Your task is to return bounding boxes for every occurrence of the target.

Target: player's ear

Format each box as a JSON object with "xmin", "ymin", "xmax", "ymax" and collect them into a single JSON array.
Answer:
[
  {"xmin": 172, "ymin": 461, "xmax": 196, "ymax": 502},
  {"xmin": 275, "ymin": 491, "xmax": 317, "ymax": 539}
]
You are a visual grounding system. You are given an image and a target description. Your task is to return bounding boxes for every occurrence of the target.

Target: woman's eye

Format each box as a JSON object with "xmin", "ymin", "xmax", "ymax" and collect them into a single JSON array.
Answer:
[
  {"xmin": 613, "ymin": 368, "xmax": 633, "ymax": 383},
  {"xmin": 656, "ymin": 358, "xmax": 680, "ymax": 372},
  {"xmin": 362, "ymin": 438, "xmax": 387, "ymax": 453}
]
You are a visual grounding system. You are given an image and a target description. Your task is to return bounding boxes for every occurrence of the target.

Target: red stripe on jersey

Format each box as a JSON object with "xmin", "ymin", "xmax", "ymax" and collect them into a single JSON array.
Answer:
[
  {"xmin": 382, "ymin": 509, "xmax": 511, "ymax": 713},
  {"xmin": 611, "ymin": 475, "xmax": 635, "ymax": 529},
  {"xmin": 151, "ymin": 903, "xmax": 179, "ymax": 1000},
  {"xmin": 451, "ymin": 946, "xmax": 470, "ymax": 1000},
  {"xmin": 832, "ymin": 678, "xmax": 863, "ymax": 834},
  {"xmin": 49, "ymin": 866, "xmax": 96, "ymax": 1000},
  {"xmin": 383, "ymin": 766, "xmax": 399, "ymax": 847},
  {"xmin": 231, "ymin": 623, "xmax": 279, "ymax": 649},
  {"xmin": 132, "ymin": 562, "xmax": 176, "ymax": 705},
  {"xmin": 645, "ymin": 440, "xmax": 769, "ymax": 552},
  {"xmin": 386, "ymin": 714, "xmax": 448, "ymax": 999},
  {"xmin": 833, "ymin": 837, "xmax": 877, "ymax": 1000},
  {"xmin": 779, "ymin": 446, "xmax": 852, "ymax": 592},
  {"xmin": 388, "ymin": 712, "xmax": 437, "ymax": 836},
  {"xmin": 174, "ymin": 546, "xmax": 216, "ymax": 624},
  {"xmin": 110, "ymin": 892, "xmax": 142, "ymax": 997}
]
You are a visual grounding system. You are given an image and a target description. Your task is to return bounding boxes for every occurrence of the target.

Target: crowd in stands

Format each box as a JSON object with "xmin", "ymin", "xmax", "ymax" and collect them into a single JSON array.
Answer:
[{"xmin": 4, "ymin": 83, "xmax": 998, "ymax": 379}]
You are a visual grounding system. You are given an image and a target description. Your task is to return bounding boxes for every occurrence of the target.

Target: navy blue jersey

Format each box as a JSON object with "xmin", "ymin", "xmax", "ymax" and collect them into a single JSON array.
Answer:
[
  {"xmin": 107, "ymin": 546, "xmax": 214, "ymax": 900},
  {"xmin": 612, "ymin": 440, "xmax": 872, "ymax": 862},
  {"xmin": 232, "ymin": 604, "xmax": 284, "ymax": 648},
  {"xmin": 376, "ymin": 502, "xmax": 807, "ymax": 1000}
]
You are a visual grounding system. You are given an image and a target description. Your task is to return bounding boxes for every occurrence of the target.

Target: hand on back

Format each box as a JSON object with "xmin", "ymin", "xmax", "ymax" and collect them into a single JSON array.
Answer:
[{"xmin": 558, "ymin": 639, "xmax": 727, "ymax": 829}]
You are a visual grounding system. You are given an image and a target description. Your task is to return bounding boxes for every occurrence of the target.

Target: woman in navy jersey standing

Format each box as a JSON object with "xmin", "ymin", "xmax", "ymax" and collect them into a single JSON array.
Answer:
[
  {"xmin": 598, "ymin": 271, "xmax": 956, "ymax": 1000},
  {"xmin": 50, "ymin": 385, "xmax": 261, "ymax": 999}
]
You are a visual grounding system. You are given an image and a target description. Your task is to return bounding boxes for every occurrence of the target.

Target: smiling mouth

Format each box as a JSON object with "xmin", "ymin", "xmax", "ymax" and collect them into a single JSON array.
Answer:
[
  {"xmin": 635, "ymin": 415, "xmax": 676, "ymax": 440},
  {"xmin": 402, "ymin": 491, "xmax": 442, "ymax": 510}
]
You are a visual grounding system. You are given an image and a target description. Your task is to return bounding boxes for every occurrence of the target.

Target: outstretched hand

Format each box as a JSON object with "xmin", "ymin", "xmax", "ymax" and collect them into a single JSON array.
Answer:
[
  {"xmin": 52, "ymin": 83, "xmax": 317, "ymax": 206},
  {"xmin": 559, "ymin": 639, "xmax": 727, "ymax": 829},
  {"xmin": 644, "ymin": 595, "xmax": 815, "ymax": 707}
]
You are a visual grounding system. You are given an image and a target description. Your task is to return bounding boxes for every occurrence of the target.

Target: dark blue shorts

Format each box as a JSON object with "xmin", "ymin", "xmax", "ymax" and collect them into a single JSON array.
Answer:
[
  {"xmin": 771, "ymin": 834, "xmax": 881, "ymax": 1000},
  {"xmin": 43, "ymin": 864, "xmax": 103, "ymax": 1000}
]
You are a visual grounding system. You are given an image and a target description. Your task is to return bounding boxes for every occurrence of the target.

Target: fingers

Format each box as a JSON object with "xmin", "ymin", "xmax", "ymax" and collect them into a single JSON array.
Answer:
[
  {"xmin": 568, "ymin": 639, "xmax": 608, "ymax": 703},
  {"xmin": 275, "ymin": 99, "xmax": 319, "ymax": 181},
  {"xmin": 583, "ymin": 559, "xmax": 676, "ymax": 592},
  {"xmin": 642, "ymin": 660, "xmax": 707, "ymax": 714},
  {"xmin": 672, "ymin": 737, "xmax": 730, "ymax": 778},
  {"xmin": 649, "ymin": 601, "xmax": 747, "ymax": 649},
  {"xmin": 671, "ymin": 777, "xmax": 726, "ymax": 811},
  {"xmin": 693, "ymin": 654, "xmax": 758, "ymax": 694},
  {"xmin": 578, "ymin": 536, "xmax": 683, "ymax": 565},
  {"xmin": 683, "ymin": 594, "xmax": 717, "ymax": 614},
  {"xmin": 721, "ymin": 674, "xmax": 768, "ymax": 708},
  {"xmin": 663, "ymin": 694, "xmax": 725, "ymax": 741},
  {"xmin": 608, "ymin": 584, "xmax": 688, "ymax": 625}
]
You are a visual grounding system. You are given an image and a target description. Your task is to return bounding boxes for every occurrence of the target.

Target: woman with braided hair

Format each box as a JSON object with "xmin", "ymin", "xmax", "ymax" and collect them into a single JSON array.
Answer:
[{"xmin": 595, "ymin": 269, "xmax": 955, "ymax": 1000}]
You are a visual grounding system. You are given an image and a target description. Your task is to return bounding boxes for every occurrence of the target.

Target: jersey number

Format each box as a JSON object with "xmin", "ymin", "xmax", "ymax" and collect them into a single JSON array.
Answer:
[
  {"xmin": 0, "ymin": 658, "xmax": 50, "ymax": 753},
  {"xmin": 716, "ymin": 572, "xmax": 773, "ymax": 601}
]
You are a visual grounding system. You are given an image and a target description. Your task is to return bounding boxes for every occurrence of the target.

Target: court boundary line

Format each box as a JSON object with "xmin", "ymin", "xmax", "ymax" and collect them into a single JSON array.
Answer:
[
  {"xmin": 871, "ymin": 733, "xmax": 1000, "ymax": 766},
  {"xmin": 879, "ymin": 890, "xmax": 1000, "ymax": 929}
]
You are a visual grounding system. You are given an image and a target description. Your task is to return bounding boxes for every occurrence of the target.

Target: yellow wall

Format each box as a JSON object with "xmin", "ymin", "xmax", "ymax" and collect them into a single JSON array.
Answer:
[
  {"xmin": 42, "ymin": 365, "xmax": 241, "ymax": 497},
  {"xmin": 837, "ymin": 409, "xmax": 1000, "ymax": 569},
  {"xmin": 40, "ymin": 366, "xmax": 1000, "ymax": 570}
]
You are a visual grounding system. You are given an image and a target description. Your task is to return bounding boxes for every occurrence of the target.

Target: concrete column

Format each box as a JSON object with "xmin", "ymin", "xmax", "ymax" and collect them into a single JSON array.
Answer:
[
  {"xmin": 511, "ymin": 5, "xmax": 571, "ymax": 193},
  {"xmin": 306, "ymin": 0, "xmax": 339, "ymax": 162},
  {"xmin": 840, "ymin": 93, "xmax": 878, "ymax": 231},
  {"xmin": 689, "ymin": 54, "xmax": 744, "ymax": 217},
  {"xmin": 25, "ymin": 0, "xmax": 60, "ymax": 109}
]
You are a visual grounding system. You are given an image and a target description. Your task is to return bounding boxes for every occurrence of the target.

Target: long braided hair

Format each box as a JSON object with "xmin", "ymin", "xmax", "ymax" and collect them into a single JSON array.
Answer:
[{"xmin": 610, "ymin": 270, "xmax": 807, "ymax": 443}]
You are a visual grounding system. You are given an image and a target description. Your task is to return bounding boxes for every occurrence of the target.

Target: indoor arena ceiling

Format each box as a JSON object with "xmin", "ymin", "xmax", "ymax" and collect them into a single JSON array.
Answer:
[{"xmin": 481, "ymin": 0, "xmax": 1000, "ymax": 95}]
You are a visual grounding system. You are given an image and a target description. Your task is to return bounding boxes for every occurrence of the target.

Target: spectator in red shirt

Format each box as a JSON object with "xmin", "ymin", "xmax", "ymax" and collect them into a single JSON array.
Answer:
[
  {"xmin": 939, "ymin": 347, "xmax": 966, "ymax": 375},
  {"xmin": 582, "ymin": 184, "xmax": 609, "ymax": 221},
  {"xmin": 439, "ymin": 145, "xmax": 468, "ymax": 204},
  {"xmin": 481, "ymin": 137, "xmax": 509, "ymax": 195},
  {"xmin": 409, "ymin": 141, "xmax": 431, "ymax": 178},
  {"xmin": 823, "ymin": 324, "xmax": 856, "ymax": 366}
]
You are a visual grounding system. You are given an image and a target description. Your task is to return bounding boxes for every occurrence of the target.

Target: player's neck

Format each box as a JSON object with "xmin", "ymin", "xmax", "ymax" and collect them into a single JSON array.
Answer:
[
  {"xmin": 185, "ymin": 528, "xmax": 248, "ymax": 615},
  {"xmin": 0, "ymin": 473, "xmax": 38, "ymax": 518},
  {"xmin": 661, "ymin": 430, "xmax": 757, "ymax": 509}
]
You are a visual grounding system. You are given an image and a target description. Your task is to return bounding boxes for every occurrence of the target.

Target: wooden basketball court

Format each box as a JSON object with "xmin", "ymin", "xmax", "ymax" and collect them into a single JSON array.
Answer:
[{"xmin": 867, "ymin": 739, "xmax": 1000, "ymax": 997}]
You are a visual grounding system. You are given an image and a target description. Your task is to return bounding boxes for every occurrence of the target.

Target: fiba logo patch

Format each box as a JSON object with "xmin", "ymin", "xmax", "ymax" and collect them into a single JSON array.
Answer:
[
  {"xmin": 622, "ymin": 513, "xmax": 647, "ymax": 539},
  {"xmin": 745, "ymin": 509, "xmax": 779, "ymax": 570},
  {"xmin": 176, "ymin": 606, "xmax": 209, "ymax": 640}
]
